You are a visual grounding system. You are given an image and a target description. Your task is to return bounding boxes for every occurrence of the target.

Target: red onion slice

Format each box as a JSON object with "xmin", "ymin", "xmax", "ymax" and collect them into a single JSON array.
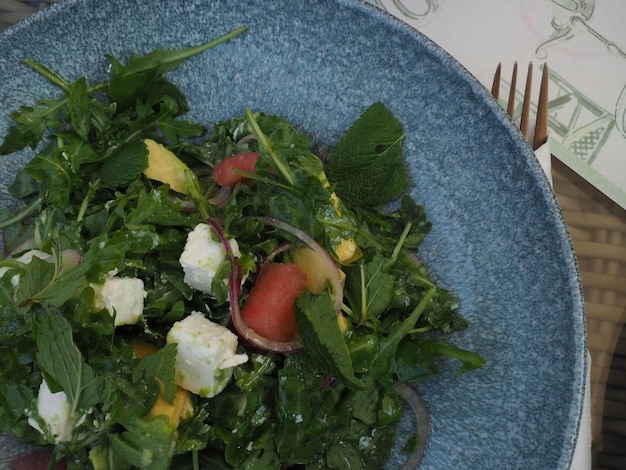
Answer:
[
  {"xmin": 6, "ymin": 236, "xmax": 38, "ymax": 258},
  {"xmin": 252, "ymin": 217, "xmax": 343, "ymax": 313},
  {"xmin": 212, "ymin": 216, "xmax": 343, "ymax": 354},
  {"xmin": 9, "ymin": 447, "xmax": 65, "ymax": 470},
  {"xmin": 209, "ymin": 218, "xmax": 303, "ymax": 354},
  {"xmin": 262, "ymin": 242, "xmax": 294, "ymax": 265},
  {"xmin": 207, "ymin": 186, "xmax": 232, "ymax": 207},
  {"xmin": 394, "ymin": 382, "xmax": 430, "ymax": 469}
]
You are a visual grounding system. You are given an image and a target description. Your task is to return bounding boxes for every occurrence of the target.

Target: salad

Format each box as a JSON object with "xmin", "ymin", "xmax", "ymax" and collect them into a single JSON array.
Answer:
[{"xmin": 0, "ymin": 26, "xmax": 485, "ymax": 469}]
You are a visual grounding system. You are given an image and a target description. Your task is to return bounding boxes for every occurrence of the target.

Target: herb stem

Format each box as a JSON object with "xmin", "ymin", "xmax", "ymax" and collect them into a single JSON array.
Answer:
[
  {"xmin": 23, "ymin": 58, "xmax": 72, "ymax": 92},
  {"xmin": 408, "ymin": 326, "xmax": 432, "ymax": 334},
  {"xmin": 101, "ymin": 197, "xmax": 127, "ymax": 235},
  {"xmin": 0, "ymin": 196, "xmax": 42, "ymax": 229},
  {"xmin": 184, "ymin": 170, "xmax": 211, "ymax": 219},
  {"xmin": 358, "ymin": 263, "xmax": 367, "ymax": 325},
  {"xmin": 115, "ymin": 26, "xmax": 248, "ymax": 77},
  {"xmin": 87, "ymin": 82, "xmax": 108, "ymax": 94},
  {"xmin": 390, "ymin": 221, "xmax": 412, "ymax": 264},
  {"xmin": 77, "ymin": 180, "xmax": 100, "ymax": 223},
  {"xmin": 382, "ymin": 287, "xmax": 436, "ymax": 351},
  {"xmin": 192, "ymin": 450, "xmax": 199, "ymax": 470},
  {"xmin": 245, "ymin": 110, "xmax": 296, "ymax": 186}
]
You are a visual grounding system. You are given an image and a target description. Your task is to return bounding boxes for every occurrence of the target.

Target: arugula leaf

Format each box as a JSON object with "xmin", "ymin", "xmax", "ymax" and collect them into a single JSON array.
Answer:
[
  {"xmin": 275, "ymin": 354, "xmax": 317, "ymax": 460},
  {"xmin": 68, "ymin": 76, "xmax": 91, "ymax": 139},
  {"xmin": 222, "ymin": 375, "xmax": 278, "ymax": 468},
  {"xmin": 370, "ymin": 287, "xmax": 436, "ymax": 383},
  {"xmin": 134, "ymin": 94, "xmax": 204, "ymax": 144},
  {"xmin": 0, "ymin": 98, "xmax": 67, "ymax": 155},
  {"xmin": 107, "ymin": 26, "xmax": 247, "ymax": 108},
  {"xmin": 108, "ymin": 416, "xmax": 175, "ymax": 470},
  {"xmin": 328, "ymin": 102, "xmax": 408, "ymax": 208},
  {"xmin": 24, "ymin": 144, "xmax": 74, "ymax": 206},
  {"xmin": 295, "ymin": 290, "xmax": 362, "ymax": 390},
  {"xmin": 418, "ymin": 338, "xmax": 487, "ymax": 375}
]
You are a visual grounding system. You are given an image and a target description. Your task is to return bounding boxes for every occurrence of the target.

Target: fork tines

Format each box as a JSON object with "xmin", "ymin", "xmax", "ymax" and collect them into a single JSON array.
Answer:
[{"xmin": 492, "ymin": 62, "xmax": 549, "ymax": 150}]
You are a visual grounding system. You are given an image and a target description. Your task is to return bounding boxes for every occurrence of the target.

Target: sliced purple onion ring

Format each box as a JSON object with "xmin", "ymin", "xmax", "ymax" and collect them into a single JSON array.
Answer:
[
  {"xmin": 209, "ymin": 218, "xmax": 303, "ymax": 353},
  {"xmin": 236, "ymin": 134, "xmax": 257, "ymax": 145},
  {"xmin": 210, "ymin": 216, "xmax": 344, "ymax": 354},
  {"xmin": 6, "ymin": 236, "xmax": 38, "ymax": 258},
  {"xmin": 262, "ymin": 242, "xmax": 294, "ymax": 265},
  {"xmin": 252, "ymin": 216, "xmax": 343, "ymax": 314},
  {"xmin": 207, "ymin": 186, "xmax": 233, "ymax": 207},
  {"xmin": 394, "ymin": 382, "xmax": 430, "ymax": 469}
]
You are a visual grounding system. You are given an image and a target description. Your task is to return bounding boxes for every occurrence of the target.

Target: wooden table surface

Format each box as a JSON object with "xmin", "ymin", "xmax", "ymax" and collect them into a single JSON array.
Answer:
[{"xmin": 2, "ymin": 1, "xmax": 626, "ymax": 469}]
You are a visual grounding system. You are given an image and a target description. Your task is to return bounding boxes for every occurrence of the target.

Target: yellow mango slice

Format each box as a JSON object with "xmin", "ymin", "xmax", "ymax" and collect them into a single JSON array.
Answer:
[
  {"xmin": 291, "ymin": 246, "xmax": 339, "ymax": 294},
  {"xmin": 149, "ymin": 386, "xmax": 194, "ymax": 429},
  {"xmin": 334, "ymin": 237, "xmax": 362, "ymax": 264},
  {"xmin": 132, "ymin": 341, "xmax": 194, "ymax": 429},
  {"xmin": 143, "ymin": 138, "xmax": 190, "ymax": 194}
]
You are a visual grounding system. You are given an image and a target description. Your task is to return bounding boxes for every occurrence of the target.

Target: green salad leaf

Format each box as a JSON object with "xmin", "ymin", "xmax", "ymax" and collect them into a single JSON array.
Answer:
[
  {"xmin": 295, "ymin": 290, "xmax": 362, "ymax": 390},
  {"xmin": 34, "ymin": 311, "xmax": 101, "ymax": 413},
  {"xmin": 328, "ymin": 101, "xmax": 409, "ymax": 208},
  {"xmin": 0, "ymin": 27, "xmax": 484, "ymax": 470}
]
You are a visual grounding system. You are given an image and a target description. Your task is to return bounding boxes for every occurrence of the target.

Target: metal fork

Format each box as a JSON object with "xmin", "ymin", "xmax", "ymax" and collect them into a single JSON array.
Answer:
[{"xmin": 491, "ymin": 62, "xmax": 549, "ymax": 150}]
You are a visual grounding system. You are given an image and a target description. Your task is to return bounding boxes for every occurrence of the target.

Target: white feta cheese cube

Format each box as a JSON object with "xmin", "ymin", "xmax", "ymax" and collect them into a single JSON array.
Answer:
[
  {"xmin": 91, "ymin": 277, "xmax": 146, "ymax": 326},
  {"xmin": 179, "ymin": 223, "xmax": 241, "ymax": 294},
  {"xmin": 28, "ymin": 380, "xmax": 74, "ymax": 443},
  {"xmin": 166, "ymin": 312, "xmax": 248, "ymax": 398}
]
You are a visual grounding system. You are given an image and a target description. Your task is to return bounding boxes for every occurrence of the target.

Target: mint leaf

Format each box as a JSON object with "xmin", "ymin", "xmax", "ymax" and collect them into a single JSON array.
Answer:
[
  {"xmin": 132, "ymin": 343, "xmax": 177, "ymax": 402},
  {"xmin": 295, "ymin": 290, "xmax": 362, "ymax": 390},
  {"xmin": 328, "ymin": 102, "xmax": 408, "ymax": 208},
  {"xmin": 97, "ymin": 138, "xmax": 148, "ymax": 188},
  {"xmin": 15, "ymin": 255, "xmax": 90, "ymax": 308},
  {"xmin": 344, "ymin": 255, "xmax": 395, "ymax": 325},
  {"xmin": 14, "ymin": 256, "xmax": 55, "ymax": 306},
  {"xmin": 34, "ymin": 311, "xmax": 99, "ymax": 412}
]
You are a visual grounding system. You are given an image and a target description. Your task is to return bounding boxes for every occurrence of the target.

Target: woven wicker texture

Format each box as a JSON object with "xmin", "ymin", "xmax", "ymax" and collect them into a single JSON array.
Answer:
[
  {"xmin": 0, "ymin": 1, "xmax": 59, "ymax": 31},
  {"xmin": 1, "ymin": 1, "xmax": 625, "ymax": 468},
  {"xmin": 552, "ymin": 159, "xmax": 626, "ymax": 470}
]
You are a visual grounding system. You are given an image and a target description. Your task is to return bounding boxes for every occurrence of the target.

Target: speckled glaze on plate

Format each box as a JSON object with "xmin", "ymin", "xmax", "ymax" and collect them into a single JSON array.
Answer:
[{"xmin": 0, "ymin": 0, "xmax": 586, "ymax": 468}]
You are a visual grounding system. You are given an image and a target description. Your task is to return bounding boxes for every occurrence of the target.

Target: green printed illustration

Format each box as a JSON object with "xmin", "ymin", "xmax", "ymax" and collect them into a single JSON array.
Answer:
[
  {"xmin": 368, "ymin": 0, "xmax": 626, "ymax": 209},
  {"xmin": 366, "ymin": 0, "xmax": 440, "ymax": 27}
]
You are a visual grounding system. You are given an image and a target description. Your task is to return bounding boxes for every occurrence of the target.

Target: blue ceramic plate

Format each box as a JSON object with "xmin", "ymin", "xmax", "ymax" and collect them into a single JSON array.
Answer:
[{"xmin": 0, "ymin": 0, "xmax": 586, "ymax": 468}]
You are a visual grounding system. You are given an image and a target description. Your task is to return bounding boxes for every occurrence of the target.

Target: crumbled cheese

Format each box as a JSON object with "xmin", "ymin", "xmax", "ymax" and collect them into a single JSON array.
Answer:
[
  {"xmin": 179, "ymin": 223, "xmax": 241, "ymax": 294},
  {"xmin": 91, "ymin": 276, "xmax": 146, "ymax": 326},
  {"xmin": 166, "ymin": 312, "xmax": 248, "ymax": 398},
  {"xmin": 28, "ymin": 380, "xmax": 74, "ymax": 443}
]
